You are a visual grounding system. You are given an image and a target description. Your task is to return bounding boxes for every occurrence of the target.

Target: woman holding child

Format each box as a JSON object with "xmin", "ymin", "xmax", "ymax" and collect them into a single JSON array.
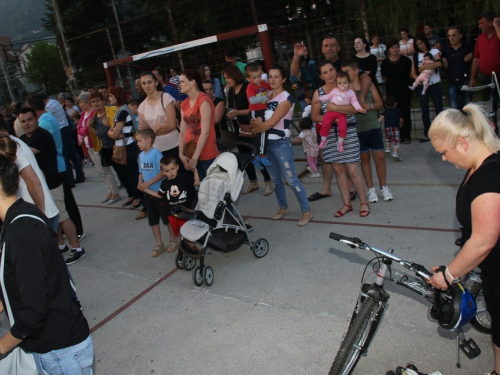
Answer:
[
  {"xmin": 250, "ymin": 66, "xmax": 312, "ymax": 226},
  {"xmin": 178, "ymin": 68, "xmax": 219, "ymax": 181},
  {"xmin": 311, "ymin": 61, "xmax": 369, "ymax": 217},
  {"xmin": 411, "ymin": 33, "xmax": 443, "ymax": 143},
  {"xmin": 224, "ymin": 65, "xmax": 273, "ymax": 196}
]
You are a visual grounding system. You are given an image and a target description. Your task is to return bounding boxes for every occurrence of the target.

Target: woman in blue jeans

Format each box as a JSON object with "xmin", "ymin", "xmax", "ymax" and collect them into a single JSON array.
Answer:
[
  {"xmin": 251, "ymin": 66, "xmax": 312, "ymax": 226},
  {"xmin": 0, "ymin": 155, "xmax": 93, "ymax": 374},
  {"xmin": 411, "ymin": 34, "xmax": 444, "ymax": 142}
]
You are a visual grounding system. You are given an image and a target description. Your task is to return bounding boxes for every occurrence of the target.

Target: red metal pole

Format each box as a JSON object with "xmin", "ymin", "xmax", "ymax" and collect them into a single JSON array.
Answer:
[
  {"xmin": 259, "ymin": 29, "xmax": 274, "ymax": 72},
  {"xmin": 105, "ymin": 67, "xmax": 115, "ymax": 88}
]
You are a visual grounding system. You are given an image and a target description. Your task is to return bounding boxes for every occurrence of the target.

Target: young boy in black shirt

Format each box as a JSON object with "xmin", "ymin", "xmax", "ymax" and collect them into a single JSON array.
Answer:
[{"xmin": 144, "ymin": 156, "xmax": 197, "ymax": 252}]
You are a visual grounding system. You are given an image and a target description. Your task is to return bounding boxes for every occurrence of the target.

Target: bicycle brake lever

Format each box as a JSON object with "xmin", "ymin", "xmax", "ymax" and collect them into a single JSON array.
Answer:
[
  {"xmin": 329, "ymin": 232, "xmax": 363, "ymax": 247},
  {"xmin": 411, "ymin": 263, "xmax": 433, "ymax": 280}
]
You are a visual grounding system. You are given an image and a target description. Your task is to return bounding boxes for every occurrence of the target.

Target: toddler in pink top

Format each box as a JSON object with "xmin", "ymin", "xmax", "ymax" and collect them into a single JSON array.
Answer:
[
  {"xmin": 316, "ymin": 71, "xmax": 366, "ymax": 152},
  {"xmin": 408, "ymin": 53, "xmax": 435, "ymax": 95}
]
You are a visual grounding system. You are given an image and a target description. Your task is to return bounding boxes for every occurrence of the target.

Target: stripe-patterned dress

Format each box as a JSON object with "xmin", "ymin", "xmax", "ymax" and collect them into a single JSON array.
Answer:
[{"xmin": 318, "ymin": 87, "xmax": 360, "ymax": 164}]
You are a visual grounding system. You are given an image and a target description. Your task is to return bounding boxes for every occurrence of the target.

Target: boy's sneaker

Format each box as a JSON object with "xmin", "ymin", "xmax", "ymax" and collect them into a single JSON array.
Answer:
[
  {"xmin": 318, "ymin": 139, "xmax": 327, "ymax": 149},
  {"xmin": 60, "ymin": 245, "xmax": 70, "ymax": 254},
  {"xmin": 256, "ymin": 155, "xmax": 272, "ymax": 167},
  {"xmin": 380, "ymin": 186, "xmax": 393, "ymax": 201},
  {"xmin": 78, "ymin": 233, "xmax": 86, "ymax": 242},
  {"xmin": 337, "ymin": 141, "xmax": 344, "ymax": 153},
  {"xmin": 392, "ymin": 152, "xmax": 401, "ymax": 162},
  {"xmin": 367, "ymin": 187, "xmax": 378, "ymax": 203},
  {"xmin": 306, "ymin": 166, "xmax": 314, "ymax": 174},
  {"xmin": 66, "ymin": 249, "xmax": 86, "ymax": 265},
  {"xmin": 385, "ymin": 148, "xmax": 391, "ymax": 154},
  {"xmin": 310, "ymin": 172, "xmax": 321, "ymax": 178},
  {"xmin": 251, "ymin": 158, "xmax": 264, "ymax": 170}
]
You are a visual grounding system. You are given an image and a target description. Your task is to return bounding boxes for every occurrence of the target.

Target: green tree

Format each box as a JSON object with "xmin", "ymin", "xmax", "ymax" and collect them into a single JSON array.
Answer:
[{"xmin": 26, "ymin": 41, "xmax": 67, "ymax": 93}]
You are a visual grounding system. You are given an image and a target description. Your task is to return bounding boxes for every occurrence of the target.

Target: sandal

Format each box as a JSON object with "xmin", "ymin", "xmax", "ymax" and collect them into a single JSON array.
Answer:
[
  {"xmin": 334, "ymin": 203, "xmax": 353, "ymax": 218},
  {"xmin": 242, "ymin": 185, "xmax": 259, "ymax": 195},
  {"xmin": 166, "ymin": 241, "xmax": 178, "ymax": 253},
  {"xmin": 121, "ymin": 198, "xmax": 134, "ymax": 207},
  {"xmin": 308, "ymin": 192, "xmax": 331, "ymax": 201},
  {"xmin": 151, "ymin": 243, "xmax": 166, "ymax": 258},
  {"xmin": 360, "ymin": 203, "xmax": 370, "ymax": 217}
]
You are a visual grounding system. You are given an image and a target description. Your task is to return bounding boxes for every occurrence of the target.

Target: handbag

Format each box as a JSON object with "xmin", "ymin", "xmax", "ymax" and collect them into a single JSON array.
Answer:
[
  {"xmin": 233, "ymin": 94, "xmax": 254, "ymax": 138},
  {"xmin": 0, "ymin": 216, "xmax": 39, "ymax": 375},
  {"xmin": 183, "ymin": 140, "xmax": 197, "ymax": 159},
  {"xmin": 112, "ymin": 132, "xmax": 128, "ymax": 165},
  {"xmin": 219, "ymin": 123, "xmax": 237, "ymax": 148}
]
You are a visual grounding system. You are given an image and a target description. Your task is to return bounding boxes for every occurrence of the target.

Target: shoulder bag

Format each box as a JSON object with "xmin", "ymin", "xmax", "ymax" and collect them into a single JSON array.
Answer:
[
  {"xmin": 111, "ymin": 109, "xmax": 129, "ymax": 165},
  {"xmin": 0, "ymin": 215, "xmax": 41, "ymax": 375},
  {"xmin": 233, "ymin": 92, "xmax": 254, "ymax": 139}
]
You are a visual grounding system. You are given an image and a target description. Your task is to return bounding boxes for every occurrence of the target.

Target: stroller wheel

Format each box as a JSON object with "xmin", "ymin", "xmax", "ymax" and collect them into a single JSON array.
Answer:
[
  {"xmin": 192, "ymin": 266, "xmax": 203, "ymax": 286},
  {"xmin": 252, "ymin": 238, "xmax": 269, "ymax": 258},
  {"xmin": 203, "ymin": 266, "xmax": 214, "ymax": 286},
  {"xmin": 183, "ymin": 256, "xmax": 196, "ymax": 270},
  {"xmin": 175, "ymin": 252, "xmax": 184, "ymax": 269}
]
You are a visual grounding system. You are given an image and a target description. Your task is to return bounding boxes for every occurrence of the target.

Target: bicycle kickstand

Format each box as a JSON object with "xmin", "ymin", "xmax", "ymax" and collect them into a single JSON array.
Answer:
[{"xmin": 455, "ymin": 328, "xmax": 481, "ymax": 368}]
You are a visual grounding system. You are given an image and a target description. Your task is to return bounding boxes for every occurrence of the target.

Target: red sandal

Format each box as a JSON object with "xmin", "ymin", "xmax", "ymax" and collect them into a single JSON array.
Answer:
[
  {"xmin": 360, "ymin": 203, "xmax": 370, "ymax": 217},
  {"xmin": 334, "ymin": 203, "xmax": 353, "ymax": 218}
]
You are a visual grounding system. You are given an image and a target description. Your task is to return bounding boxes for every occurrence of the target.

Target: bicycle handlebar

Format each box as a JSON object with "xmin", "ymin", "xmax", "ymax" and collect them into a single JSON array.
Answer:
[{"xmin": 329, "ymin": 232, "xmax": 433, "ymax": 280}]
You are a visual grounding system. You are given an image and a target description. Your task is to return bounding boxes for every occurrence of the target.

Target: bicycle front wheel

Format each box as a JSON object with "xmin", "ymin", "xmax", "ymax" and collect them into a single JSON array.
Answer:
[{"xmin": 329, "ymin": 299, "xmax": 383, "ymax": 375}]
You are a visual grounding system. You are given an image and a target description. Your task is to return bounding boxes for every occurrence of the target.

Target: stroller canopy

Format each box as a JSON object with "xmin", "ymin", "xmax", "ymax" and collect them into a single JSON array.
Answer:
[{"xmin": 205, "ymin": 152, "xmax": 244, "ymax": 202}]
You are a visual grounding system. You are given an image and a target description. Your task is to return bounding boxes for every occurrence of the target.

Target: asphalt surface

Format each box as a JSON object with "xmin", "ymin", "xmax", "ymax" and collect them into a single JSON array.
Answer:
[{"xmin": 0, "ymin": 139, "xmax": 495, "ymax": 375}]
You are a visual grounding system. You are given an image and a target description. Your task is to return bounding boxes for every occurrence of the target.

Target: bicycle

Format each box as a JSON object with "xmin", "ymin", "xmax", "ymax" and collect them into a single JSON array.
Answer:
[
  {"xmin": 328, "ymin": 232, "xmax": 481, "ymax": 375},
  {"xmin": 461, "ymin": 71, "xmax": 499, "ymax": 131}
]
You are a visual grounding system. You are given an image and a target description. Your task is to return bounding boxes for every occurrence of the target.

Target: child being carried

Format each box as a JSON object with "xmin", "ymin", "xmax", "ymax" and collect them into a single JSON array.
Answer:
[
  {"xmin": 316, "ymin": 71, "xmax": 366, "ymax": 152},
  {"xmin": 409, "ymin": 53, "xmax": 436, "ymax": 95}
]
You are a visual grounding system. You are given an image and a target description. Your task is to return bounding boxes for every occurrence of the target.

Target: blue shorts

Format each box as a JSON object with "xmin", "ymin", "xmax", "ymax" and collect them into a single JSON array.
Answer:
[{"xmin": 358, "ymin": 128, "xmax": 385, "ymax": 153}]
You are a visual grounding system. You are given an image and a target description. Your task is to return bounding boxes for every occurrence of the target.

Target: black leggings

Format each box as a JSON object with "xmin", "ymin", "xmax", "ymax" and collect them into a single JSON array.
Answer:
[
  {"xmin": 113, "ymin": 143, "xmax": 142, "ymax": 200},
  {"xmin": 238, "ymin": 137, "xmax": 271, "ymax": 182},
  {"xmin": 482, "ymin": 274, "xmax": 500, "ymax": 347}
]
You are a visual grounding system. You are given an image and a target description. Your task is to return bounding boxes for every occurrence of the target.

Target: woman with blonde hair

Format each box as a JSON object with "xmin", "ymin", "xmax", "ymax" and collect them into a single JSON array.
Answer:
[{"xmin": 428, "ymin": 104, "xmax": 500, "ymax": 375}]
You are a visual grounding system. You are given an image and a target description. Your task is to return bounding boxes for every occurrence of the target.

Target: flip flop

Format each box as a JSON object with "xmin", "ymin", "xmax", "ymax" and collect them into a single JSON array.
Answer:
[{"xmin": 308, "ymin": 192, "xmax": 331, "ymax": 201}]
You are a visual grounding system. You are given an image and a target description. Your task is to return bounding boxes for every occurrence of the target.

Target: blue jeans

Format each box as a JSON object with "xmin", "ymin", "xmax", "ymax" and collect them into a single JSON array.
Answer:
[
  {"xmin": 448, "ymin": 80, "xmax": 471, "ymax": 109},
  {"xmin": 265, "ymin": 138, "xmax": 310, "ymax": 213},
  {"xmin": 417, "ymin": 82, "xmax": 444, "ymax": 137},
  {"xmin": 33, "ymin": 335, "xmax": 94, "ymax": 375}
]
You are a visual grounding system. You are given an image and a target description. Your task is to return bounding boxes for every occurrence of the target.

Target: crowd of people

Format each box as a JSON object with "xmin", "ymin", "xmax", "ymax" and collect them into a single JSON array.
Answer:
[{"xmin": 0, "ymin": 8, "xmax": 499, "ymax": 374}]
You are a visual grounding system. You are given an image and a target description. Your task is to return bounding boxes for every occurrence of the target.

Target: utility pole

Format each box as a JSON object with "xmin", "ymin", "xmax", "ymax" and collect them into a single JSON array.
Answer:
[
  {"xmin": 0, "ymin": 43, "xmax": 15, "ymax": 102},
  {"xmin": 51, "ymin": 0, "xmax": 75, "ymax": 90},
  {"xmin": 110, "ymin": 0, "xmax": 133, "ymax": 86},
  {"xmin": 166, "ymin": 7, "xmax": 184, "ymax": 71}
]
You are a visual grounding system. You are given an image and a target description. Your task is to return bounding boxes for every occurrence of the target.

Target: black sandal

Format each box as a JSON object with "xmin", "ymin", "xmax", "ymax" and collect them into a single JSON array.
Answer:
[{"xmin": 121, "ymin": 198, "xmax": 134, "ymax": 207}]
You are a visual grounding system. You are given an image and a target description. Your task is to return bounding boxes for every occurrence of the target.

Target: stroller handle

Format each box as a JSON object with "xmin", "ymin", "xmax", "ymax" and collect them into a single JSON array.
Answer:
[{"xmin": 228, "ymin": 142, "xmax": 257, "ymax": 155}]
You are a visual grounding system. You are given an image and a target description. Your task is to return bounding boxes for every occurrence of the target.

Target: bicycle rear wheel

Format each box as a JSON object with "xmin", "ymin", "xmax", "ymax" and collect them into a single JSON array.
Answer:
[
  {"xmin": 329, "ymin": 299, "xmax": 383, "ymax": 375},
  {"xmin": 470, "ymin": 282, "xmax": 492, "ymax": 334}
]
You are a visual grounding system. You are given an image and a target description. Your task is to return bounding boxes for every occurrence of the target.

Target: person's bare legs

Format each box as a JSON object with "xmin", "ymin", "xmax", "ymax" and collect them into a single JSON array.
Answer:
[
  {"xmin": 493, "ymin": 343, "xmax": 500, "ymax": 374},
  {"xmin": 151, "ymin": 224, "xmax": 163, "ymax": 245},
  {"xmin": 372, "ymin": 150, "xmax": 387, "ymax": 187},
  {"xmin": 59, "ymin": 219, "xmax": 79, "ymax": 249},
  {"xmin": 346, "ymin": 163, "xmax": 368, "ymax": 205},
  {"xmin": 318, "ymin": 161, "xmax": 333, "ymax": 196},
  {"xmin": 360, "ymin": 151, "xmax": 374, "ymax": 188},
  {"xmin": 332, "ymin": 163, "xmax": 351, "ymax": 214}
]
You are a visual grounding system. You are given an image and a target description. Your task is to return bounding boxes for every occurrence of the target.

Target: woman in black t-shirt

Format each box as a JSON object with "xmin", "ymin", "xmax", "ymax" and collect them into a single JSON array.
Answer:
[
  {"xmin": 354, "ymin": 36, "xmax": 378, "ymax": 84},
  {"xmin": 223, "ymin": 65, "xmax": 273, "ymax": 196},
  {"xmin": 428, "ymin": 104, "xmax": 500, "ymax": 375},
  {"xmin": 0, "ymin": 153, "xmax": 93, "ymax": 373}
]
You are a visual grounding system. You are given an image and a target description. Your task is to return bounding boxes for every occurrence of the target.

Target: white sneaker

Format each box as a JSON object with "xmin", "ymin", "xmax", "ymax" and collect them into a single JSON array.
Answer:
[
  {"xmin": 367, "ymin": 187, "xmax": 378, "ymax": 203},
  {"xmin": 310, "ymin": 172, "xmax": 321, "ymax": 178},
  {"xmin": 306, "ymin": 166, "xmax": 314, "ymax": 174},
  {"xmin": 385, "ymin": 148, "xmax": 391, "ymax": 154},
  {"xmin": 380, "ymin": 186, "xmax": 393, "ymax": 201},
  {"xmin": 392, "ymin": 152, "xmax": 401, "ymax": 162}
]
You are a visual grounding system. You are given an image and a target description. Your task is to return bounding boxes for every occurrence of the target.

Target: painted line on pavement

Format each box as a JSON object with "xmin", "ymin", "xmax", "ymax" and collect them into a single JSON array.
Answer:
[
  {"xmin": 80, "ymin": 205, "xmax": 459, "ymax": 233},
  {"xmin": 90, "ymin": 267, "xmax": 179, "ymax": 333}
]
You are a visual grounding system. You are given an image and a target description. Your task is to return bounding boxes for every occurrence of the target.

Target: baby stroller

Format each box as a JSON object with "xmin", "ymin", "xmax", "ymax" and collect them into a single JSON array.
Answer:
[{"xmin": 172, "ymin": 143, "xmax": 269, "ymax": 286}]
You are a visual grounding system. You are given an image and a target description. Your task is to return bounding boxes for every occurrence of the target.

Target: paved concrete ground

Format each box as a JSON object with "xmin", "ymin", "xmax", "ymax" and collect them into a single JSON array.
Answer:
[{"xmin": 0, "ymin": 140, "xmax": 495, "ymax": 375}]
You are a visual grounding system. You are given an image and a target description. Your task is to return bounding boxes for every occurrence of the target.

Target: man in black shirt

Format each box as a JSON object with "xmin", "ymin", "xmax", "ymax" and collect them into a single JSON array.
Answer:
[
  {"xmin": 441, "ymin": 27, "xmax": 474, "ymax": 109},
  {"xmin": 18, "ymin": 108, "xmax": 86, "ymax": 264}
]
